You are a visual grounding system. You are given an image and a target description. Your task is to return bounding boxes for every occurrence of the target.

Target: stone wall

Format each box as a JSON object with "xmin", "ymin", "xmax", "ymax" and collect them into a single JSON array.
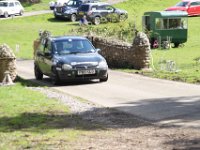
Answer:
[
  {"xmin": 0, "ymin": 44, "xmax": 17, "ymax": 82},
  {"xmin": 87, "ymin": 32, "xmax": 151, "ymax": 70}
]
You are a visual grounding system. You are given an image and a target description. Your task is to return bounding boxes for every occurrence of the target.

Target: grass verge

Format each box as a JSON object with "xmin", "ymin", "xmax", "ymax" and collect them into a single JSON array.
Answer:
[{"xmin": 0, "ymin": 79, "xmax": 98, "ymax": 149}]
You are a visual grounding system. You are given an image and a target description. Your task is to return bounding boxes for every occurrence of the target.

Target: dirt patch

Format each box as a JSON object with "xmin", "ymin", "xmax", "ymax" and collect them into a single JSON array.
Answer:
[{"xmin": 67, "ymin": 108, "xmax": 200, "ymax": 150}]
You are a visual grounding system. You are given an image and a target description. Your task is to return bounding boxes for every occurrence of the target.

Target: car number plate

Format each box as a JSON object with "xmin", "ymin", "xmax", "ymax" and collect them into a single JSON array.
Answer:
[{"xmin": 78, "ymin": 69, "xmax": 95, "ymax": 75}]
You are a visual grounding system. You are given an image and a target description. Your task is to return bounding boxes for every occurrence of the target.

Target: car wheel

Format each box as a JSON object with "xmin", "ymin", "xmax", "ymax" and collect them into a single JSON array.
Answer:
[
  {"xmin": 4, "ymin": 12, "xmax": 9, "ymax": 18},
  {"xmin": 34, "ymin": 64, "xmax": 43, "ymax": 80},
  {"xmin": 100, "ymin": 74, "xmax": 108, "ymax": 82},
  {"xmin": 119, "ymin": 14, "xmax": 126, "ymax": 22},
  {"xmin": 19, "ymin": 10, "xmax": 24, "ymax": 16},
  {"xmin": 71, "ymin": 14, "xmax": 76, "ymax": 22},
  {"xmin": 93, "ymin": 16, "xmax": 101, "ymax": 25}
]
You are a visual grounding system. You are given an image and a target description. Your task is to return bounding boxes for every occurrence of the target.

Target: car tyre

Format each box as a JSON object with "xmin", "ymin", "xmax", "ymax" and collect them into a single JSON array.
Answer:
[
  {"xmin": 19, "ymin": 10, "xmax": 24, "ymax": 16},
  {"xmin": 71, "ymin": 14, "xmax": 77, "ymax": 22},
  {"xmin": 34, "ymin": 64, "xmax": 43, "ymax": 80},
  {"xmin": 100, "ymin": 74, "xmax": 108, "ymax": 82},
  {"xmin": 4, "ymin": 12, "xmax": 9, "ymax": 18},
  {"xmin": 93, "ymin": 16, "xmax": 101, "ymax": 25}
]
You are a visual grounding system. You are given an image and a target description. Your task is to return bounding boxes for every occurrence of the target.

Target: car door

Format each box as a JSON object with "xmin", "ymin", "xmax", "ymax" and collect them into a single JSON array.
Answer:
[
  {"xmin": 14, "ymin": 2, "xmax": 21, "ymax": 14},
  {"xmin": 8, "ymin": 2, "xmax": 15, "ymax": 15}
]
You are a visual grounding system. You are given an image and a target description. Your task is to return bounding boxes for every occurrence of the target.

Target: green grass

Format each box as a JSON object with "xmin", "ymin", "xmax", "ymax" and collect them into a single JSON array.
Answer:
[
  {"xmin": 0, "ymin": 14, "xmax": 77, "ymax": 59},
  {"xmin": 22, "ymin": 0, "xmax": 50, "ymax": 11},
  {"xmin": 0, "ymin": 79, "xmax": 101, "ymax": 149}
]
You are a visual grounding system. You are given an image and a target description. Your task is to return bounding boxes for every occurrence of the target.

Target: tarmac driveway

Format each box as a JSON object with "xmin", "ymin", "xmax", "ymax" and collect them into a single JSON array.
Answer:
[{"xmin": 17, "ymin": 60, "xmax": 200, "ymax": 128}]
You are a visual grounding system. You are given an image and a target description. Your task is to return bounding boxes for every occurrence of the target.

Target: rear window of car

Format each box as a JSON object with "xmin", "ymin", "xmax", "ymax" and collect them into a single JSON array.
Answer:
[
  {"xmin": 78, "ymin": 4, "xmax": 89, "ymax": 11},
  {"xmin": 0, "ymin": 2, "xmax": 8, "ymax": 7}
]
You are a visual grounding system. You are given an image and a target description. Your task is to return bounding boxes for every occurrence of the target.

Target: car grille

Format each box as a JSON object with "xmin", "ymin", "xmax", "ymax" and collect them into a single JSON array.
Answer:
[
  {"xmin": 73, "ymin": 63, "xmax": 98, "ymax": 69},
  {"xmin": 56, "ymin": 7, "xmax": 62, "ymax": 13}
]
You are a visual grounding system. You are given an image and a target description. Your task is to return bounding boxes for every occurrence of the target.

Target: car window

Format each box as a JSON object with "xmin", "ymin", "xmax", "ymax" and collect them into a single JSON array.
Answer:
[
  {"xmin": 54, "ymin": 39, "xmax": 95, "ymax": 55},
  {"xmin": 44, "ymin": 40, "xmax": 52, "ymax": 53},
  {"xmin": 175, "ymin": 1, "xmax": 189, "ymax": 7},
  {"xmin": 78, "ymin": 5, "xmax": 89, "ymax": 11},
  {"xmin": 0, "ymin": 2, "xmax": 8, "ymax": 7},
  {"xmin": 66, "ymin": 0, "xmax": 81, "ymax": 7},
  {"xmin": 105, "ymin": 5, "xmax": 114, "ymax": 11},
  {"xmin": 15, "ymin": 2, "xmax": 20, "ymax": 6},
  {"xmin": 190, "ymin": 2, "xmax": 200, "ymax": 6},
  {"xmin": 9, "ymin": 2, "xmax": 14, "ymax": 7}
]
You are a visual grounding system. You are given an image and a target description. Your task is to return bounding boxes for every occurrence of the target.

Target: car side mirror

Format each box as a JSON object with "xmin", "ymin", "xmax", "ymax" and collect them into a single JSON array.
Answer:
[
  {"xmin": 44, "ymin": 51, "xmax": 51, "ymax": 57},
  {"xmin": 96, "ymin": 48, "xmax": 101, "ymax": 52}
]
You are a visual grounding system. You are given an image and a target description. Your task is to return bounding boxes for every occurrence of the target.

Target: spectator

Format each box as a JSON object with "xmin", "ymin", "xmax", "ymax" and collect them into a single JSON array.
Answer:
[{"xmin": 79, "ymin": 15, "xmax": 88, "ymax": 26}]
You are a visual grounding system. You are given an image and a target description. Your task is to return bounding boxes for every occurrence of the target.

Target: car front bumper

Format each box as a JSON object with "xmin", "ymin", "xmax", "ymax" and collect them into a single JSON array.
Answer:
[
  {"xmin": 56, "ymin": 68, "xmax": 108, "ymax": 81},
  {"xmin": 54, "ymin": 12, "xmax": 72, "ymax": 19}
]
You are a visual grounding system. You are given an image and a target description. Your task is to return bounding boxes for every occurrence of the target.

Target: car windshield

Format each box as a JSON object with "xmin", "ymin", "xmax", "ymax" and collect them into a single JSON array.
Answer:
[
  {"xmin": 66, "ymin": 0, "xmax": 81, "ymax": 7},
  {"xmin": 0, "ymin": 2, "xmax": 8, "ymax": 7},
  {"xmin": 53, "ymin": 39, "xmax": 96, "ymax": 55},
  {"xmin": 175, "ymin": 1, "xmax": 189, "ymax": 7}
]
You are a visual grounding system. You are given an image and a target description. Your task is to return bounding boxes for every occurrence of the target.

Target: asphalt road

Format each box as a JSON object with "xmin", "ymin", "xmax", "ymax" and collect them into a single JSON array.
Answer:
[{"xmin": 17, "ymin": 60, "xmax": 200, "ymax": 128}]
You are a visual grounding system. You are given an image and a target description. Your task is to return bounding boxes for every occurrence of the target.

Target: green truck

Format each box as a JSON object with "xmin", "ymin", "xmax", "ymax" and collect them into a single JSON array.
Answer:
[{"xmin": 142, "ymin": 11, "xmax": 188, "ymax": 48}]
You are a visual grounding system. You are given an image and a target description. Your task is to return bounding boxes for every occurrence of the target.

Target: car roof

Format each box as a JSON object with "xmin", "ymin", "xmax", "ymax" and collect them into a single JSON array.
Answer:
[{"xmin": 49, "ymin": 36, "xmax": 88, "ymax": 42}]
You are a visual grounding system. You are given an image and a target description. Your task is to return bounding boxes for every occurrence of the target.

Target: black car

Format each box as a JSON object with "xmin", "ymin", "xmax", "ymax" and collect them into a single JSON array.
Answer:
[
  {"xmin": 34, "ymin": 36, "xmax": 108, "ymax": 84},
  {"xmin": 77, "ymin": 2, "xmax": 128, "ymax": 25},
  {"xmin": 53, "ymin": 0, "xmax": 99, "ymax": 21}
]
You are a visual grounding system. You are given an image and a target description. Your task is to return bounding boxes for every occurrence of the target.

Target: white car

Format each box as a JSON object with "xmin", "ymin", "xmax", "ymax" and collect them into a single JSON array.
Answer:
[
  {"xmin": 0, "ymin": 0, "xmax": 24, "ymax": 18},
  {"xmin": 49, "ymin": 0, "xmax": 69, "ymax": 10}
]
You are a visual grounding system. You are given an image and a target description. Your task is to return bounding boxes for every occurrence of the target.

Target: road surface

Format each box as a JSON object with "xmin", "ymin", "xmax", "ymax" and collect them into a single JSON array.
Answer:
[{"xmin": 17, "ymin": 60, "xmax": 200, "ymax": 128}]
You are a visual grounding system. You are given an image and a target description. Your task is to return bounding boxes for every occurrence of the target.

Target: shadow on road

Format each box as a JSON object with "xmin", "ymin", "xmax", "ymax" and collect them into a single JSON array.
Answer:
[{"xmin": 117, "ymin": 95, "xmax": 200, "ymax": 128}]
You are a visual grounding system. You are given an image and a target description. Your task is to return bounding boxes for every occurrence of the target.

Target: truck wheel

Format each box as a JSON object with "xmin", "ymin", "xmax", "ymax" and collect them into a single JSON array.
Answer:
[
  {"xmin": 174, "ymin": 43, "xmax": 180, "ymax": 48},
  {"xmin": 71, "ymin": 14, "xmax": 76, "ymax": 22},
  {"xmin": 34, "ymin": 64, "xmax": 43, "ymax": 80},
  {"xmin": 93, "ymin": 17, "xmax": 101, "ymax": 25}
]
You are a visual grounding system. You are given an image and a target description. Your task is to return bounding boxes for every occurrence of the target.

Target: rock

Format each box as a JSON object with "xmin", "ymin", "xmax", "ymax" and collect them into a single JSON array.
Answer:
[{"xmin": 0, "ymin": 44, "xmax": 17, "ymax": 82}]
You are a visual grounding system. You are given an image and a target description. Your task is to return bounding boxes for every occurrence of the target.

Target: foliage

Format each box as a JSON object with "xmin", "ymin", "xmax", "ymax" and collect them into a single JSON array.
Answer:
[{"xmin": 72, "ymin": 21, "xmax": 136, "ymax": 42}]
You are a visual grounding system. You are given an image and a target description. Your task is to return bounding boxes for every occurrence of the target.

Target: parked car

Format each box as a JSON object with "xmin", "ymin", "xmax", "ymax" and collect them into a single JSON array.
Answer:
[
  {"xmin": 49, "ymin": 0, "xmax": 70, "ymax": 10},
  {"xmin": 34, "ymin": 36, "xmax": 108, "ymax": 85},
  {"xmin": 77, "ymin": 2, "xmax": 128, "ymax": 25},
  {"xmin": 165, "ymin": 0, "xmax": 200, "ymax": 16},
  {"xmin": 53, "ymin": 0, "xmax": 98, "ymax": 21},
  {"xmin": 0, "ymin": 0, "xmax": 24, "ymax": 18}
]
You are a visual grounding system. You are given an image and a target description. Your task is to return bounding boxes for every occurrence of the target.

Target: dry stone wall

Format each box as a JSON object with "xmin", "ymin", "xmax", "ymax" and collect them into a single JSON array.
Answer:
[{"xmin": 87, "ymin": 32, "xmax": 151, "ymax": 70}]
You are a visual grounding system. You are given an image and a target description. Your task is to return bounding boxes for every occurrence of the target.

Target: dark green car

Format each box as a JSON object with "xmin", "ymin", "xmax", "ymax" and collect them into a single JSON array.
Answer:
[{"xmin": 34, "ymin": 36, "xmax": 108, "ymax": 84}]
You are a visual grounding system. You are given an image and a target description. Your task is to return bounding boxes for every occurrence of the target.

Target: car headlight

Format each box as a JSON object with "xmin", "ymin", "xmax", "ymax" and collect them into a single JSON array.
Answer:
[
  {"xmin": 62, "ymin": 64, "xmax": 72, "ymax": 70},
  {"xmin": 98, "ymin": 61, "xmax": 108, "ymax": 69}
]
